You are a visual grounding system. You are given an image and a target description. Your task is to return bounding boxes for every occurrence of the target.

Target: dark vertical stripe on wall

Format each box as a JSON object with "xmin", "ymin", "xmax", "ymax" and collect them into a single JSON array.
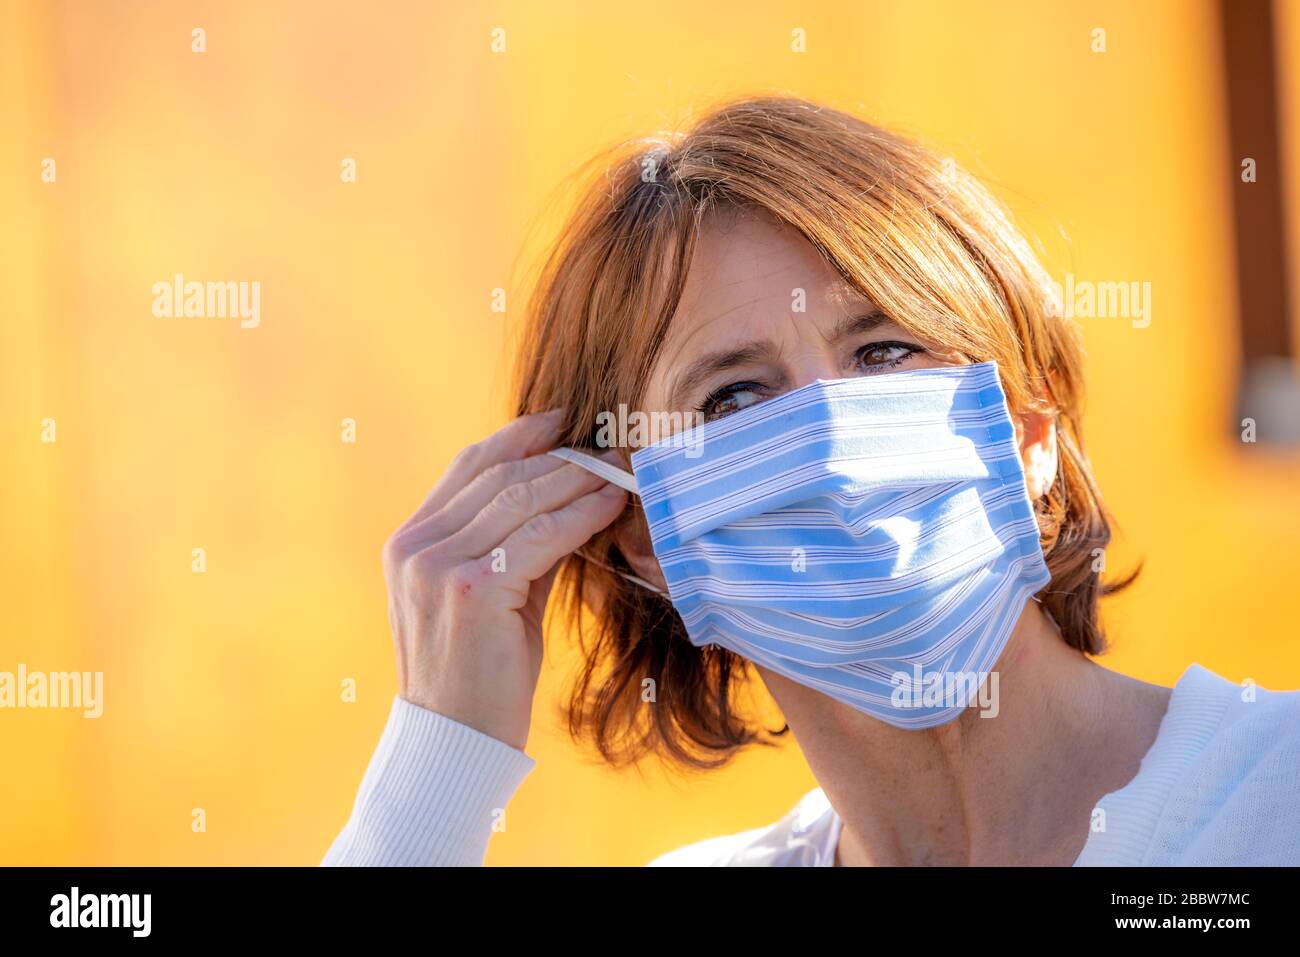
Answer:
[{"xmin": 1220, "ymin": 0, "xmax": 1299, "ymax": 443}]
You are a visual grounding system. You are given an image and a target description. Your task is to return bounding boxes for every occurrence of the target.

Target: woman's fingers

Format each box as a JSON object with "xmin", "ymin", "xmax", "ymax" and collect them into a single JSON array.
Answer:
[
  {"xmin": 407, "ymin": 409, "xmax": 565, "ymax": 524},
  {"xmin": 402, "ymin": 450, "xmax": 568, "ymax": 546},
  {"xmin": 462, "ymin": 483, "xmax": 629, "ymax": 609},
  {"xmin": 441, "ymin": 461, "xmax": 613, "ymax": 559}
]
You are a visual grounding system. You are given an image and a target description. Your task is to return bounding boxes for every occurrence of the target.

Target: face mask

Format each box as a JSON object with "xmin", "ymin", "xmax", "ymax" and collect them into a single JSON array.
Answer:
[{"xmin": 549, "ymin": 360, "xmax": 1051, "ymax": 729}]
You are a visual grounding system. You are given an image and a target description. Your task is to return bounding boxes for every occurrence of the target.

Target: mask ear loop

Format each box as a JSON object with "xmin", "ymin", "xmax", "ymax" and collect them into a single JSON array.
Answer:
[
  {"xmin": 547, "ymin": 447, "xmax": 639, "ymax": 494},
  {"xmin": 546, "ymin": 448, "xmax": 669, "ymax": 597},
  {"xmin": 570, "ymin": 548, "xmax": 668, "ymax": 596}
]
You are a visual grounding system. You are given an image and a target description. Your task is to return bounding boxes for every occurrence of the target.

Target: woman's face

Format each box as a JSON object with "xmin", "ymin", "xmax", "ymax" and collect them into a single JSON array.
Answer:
[
  {"xmin": 639, "ymin": 208, "xmax": 964, "ymax": 426},
  {"xmin": 618, "ymin": 207, "xmax": 1058, "ymax": 589}
]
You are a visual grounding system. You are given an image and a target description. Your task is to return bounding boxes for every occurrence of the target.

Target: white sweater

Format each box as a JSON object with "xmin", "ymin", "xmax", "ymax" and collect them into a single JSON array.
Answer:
[{"xmin": 322, "ymin": 663, "xmax": 1300, "ymax": 866}]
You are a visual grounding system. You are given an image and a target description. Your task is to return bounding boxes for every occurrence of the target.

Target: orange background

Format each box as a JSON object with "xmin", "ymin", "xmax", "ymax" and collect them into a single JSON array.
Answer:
[{"xmin": 1, "ymin": 0, "xmax": 1297, "ymax": 865}]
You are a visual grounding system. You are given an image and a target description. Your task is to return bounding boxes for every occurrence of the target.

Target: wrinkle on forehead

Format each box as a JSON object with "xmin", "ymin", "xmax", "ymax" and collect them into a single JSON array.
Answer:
[
  {"xmin": 644, "ymin": 208, "xmax": 877, "ymax": 411},
  {"xmin": 662, "ymin": 213, "xmax": 820, "ymax": 352}
]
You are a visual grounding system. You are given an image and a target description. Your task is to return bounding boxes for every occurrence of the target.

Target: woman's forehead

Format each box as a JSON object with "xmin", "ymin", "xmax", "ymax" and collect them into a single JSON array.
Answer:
[{"xmin": 664, "ymin": 212, "xmax": 873, "ymax": 354}]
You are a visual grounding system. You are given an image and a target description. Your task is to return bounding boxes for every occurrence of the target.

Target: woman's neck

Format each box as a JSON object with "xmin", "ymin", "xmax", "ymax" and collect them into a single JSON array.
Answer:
[{"xmin": 758, "ymin": 601, "xmax": 1173, "ymax": 866}]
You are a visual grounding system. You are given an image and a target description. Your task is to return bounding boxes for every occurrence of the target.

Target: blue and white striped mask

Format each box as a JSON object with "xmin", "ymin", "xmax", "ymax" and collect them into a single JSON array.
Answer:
[{"xmin": 551, "ymin": 361, "xmax": 1051, "ymax": 729}]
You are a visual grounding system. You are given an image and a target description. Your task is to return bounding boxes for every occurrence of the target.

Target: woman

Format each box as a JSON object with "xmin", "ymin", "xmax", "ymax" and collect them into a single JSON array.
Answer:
[{"xmin": 324, "ymin": 96, "xmax": 1300, "ymax": 867}]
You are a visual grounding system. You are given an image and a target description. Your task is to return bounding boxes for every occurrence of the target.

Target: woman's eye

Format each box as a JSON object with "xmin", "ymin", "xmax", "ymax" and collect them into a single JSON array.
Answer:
[
  {"xmin": 696, "ymin": 382, "xmax": 766, "ymax": 422},
  {"xmin": 857, "ymin": 341, "xmax": 922, "ymax": 372}
]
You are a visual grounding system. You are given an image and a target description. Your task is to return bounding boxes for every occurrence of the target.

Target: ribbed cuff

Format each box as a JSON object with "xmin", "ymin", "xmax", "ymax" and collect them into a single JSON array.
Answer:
[{"xmin": 322, "ymin": 696, "xmax": 537, "ymax": 866}]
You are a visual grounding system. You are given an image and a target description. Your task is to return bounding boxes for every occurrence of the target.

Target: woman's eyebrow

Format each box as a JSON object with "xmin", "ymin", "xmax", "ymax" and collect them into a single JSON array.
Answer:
[
  {"xmin": 668, "ymin": 342, "xmax": 771, "ymax": 408},
  {"xmin": 825, "ymin": 310, "xmax": 893, "ymax": 342}
]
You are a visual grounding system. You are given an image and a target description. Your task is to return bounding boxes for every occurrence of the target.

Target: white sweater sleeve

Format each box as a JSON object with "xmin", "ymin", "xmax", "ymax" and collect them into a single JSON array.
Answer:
[{"xmin": 322, "ymin": 695, "xmax": 537, "ymax": 866}]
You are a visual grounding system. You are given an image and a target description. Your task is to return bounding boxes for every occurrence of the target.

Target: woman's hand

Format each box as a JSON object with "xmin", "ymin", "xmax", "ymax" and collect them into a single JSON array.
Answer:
[{"xmin": 382, "ymin": 409, "xmax": 627, "ymax": 751}]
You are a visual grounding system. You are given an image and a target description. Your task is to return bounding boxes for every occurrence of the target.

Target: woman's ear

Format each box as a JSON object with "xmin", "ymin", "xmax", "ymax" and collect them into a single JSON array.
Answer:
[
  {"xmin": 1017, "ymin": 404, "xmax": 1059, "ymax": 501},
  {"xmin": 611, "ymin": 505, "xmax": 668, "ymax": 592}
]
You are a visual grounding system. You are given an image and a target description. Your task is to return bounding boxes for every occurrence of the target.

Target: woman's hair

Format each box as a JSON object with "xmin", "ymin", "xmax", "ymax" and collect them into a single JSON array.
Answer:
[{"xmin": 512, "ymin": 94, "xmax": 1135, "ymax": 772}]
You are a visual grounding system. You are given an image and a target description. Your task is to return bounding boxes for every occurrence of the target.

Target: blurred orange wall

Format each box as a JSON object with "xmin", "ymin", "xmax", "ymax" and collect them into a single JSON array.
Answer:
[{"xmin": 1, "ymin": 0, "xmax": 1296, "ymax": 865}]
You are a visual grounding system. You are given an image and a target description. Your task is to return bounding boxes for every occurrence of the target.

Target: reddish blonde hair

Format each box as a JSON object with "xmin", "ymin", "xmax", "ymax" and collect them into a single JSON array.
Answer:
[{"xmin": 513, "ymin": 95, "xmax": 1133, "ymax": 771}]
